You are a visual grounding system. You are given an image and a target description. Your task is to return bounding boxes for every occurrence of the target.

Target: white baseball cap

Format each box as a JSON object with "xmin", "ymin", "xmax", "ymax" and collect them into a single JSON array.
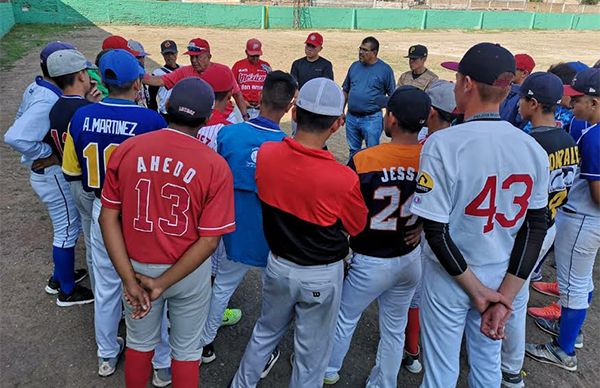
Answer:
[
  {"xmin": 296, "ymin": 77, "xmax": 344, "ymax": 116},
  {"xmin": 47, "ymin": 49, "xmax": 95, "ymax": 77}
]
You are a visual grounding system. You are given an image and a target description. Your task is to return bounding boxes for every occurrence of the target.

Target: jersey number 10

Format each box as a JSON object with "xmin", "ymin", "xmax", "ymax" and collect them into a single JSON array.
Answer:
[{"xmin": 465, "ymin": 174, "xmax": 533, "ymax": 233}]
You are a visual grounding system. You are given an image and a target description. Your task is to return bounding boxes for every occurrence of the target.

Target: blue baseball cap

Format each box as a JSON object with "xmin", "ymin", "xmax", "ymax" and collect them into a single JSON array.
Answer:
[
  {"xmin": 519, "ymin": 72, "xmax": 563, "ymax": 105},
  {"xmin": 99, "ymin": 49, "xmax": 145, "ymax": 87},
  {"xmin": 441, "ymin": 43, "xmax": 515, "ymax": 87},
  {"xmin": 564, "ymin": 68, "xmax": 600, "ymax": 97},
  {"xmin": 167, "ymin": 78, "xmax": 215, "ymax": 120},
  {"xmin": 40, "ymin": 41, "xmax": 76, "ymax": 64}
]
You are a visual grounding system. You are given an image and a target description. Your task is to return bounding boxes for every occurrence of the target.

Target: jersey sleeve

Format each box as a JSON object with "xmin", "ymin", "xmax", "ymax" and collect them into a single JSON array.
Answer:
[
  {"xmin": 579, "ymin": 127, "xmax": 600, "ymax": 182},
  {"xmin": 339, "ymin": 177, "xmax": 368, "ymax": 236},
  {"xmin": 160, "ymin": 68, "xmax": 184, "ymax": 90},
  {"xmin": 197, "ymin": 159, "xmax": 236, "ymax": 236},
  {"xmin": 410, "ymin": 143, "xmax": 454, "ymax": 223},
  {"xmin": 4, "ymin": 97, "xmax": 54, "ymax": 161},
  {"xmin": 61, "ymin": 129, "xmax": 82, "ymax": 178},
  {"xmin": 100, "ymin": 143, "xmax": 126, "ymax": 210}
]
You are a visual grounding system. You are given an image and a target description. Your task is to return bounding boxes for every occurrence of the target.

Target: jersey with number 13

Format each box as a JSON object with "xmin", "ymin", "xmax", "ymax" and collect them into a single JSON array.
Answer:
[{"xmin": 62, "ymin": 99, "xmax": 167, "ymax": 197}]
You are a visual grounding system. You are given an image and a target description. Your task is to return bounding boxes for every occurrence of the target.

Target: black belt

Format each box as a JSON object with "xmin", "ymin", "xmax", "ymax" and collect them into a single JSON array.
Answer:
[{"xmin": 348, "ymin": 110, "xmax": 379, "ymax": 117}]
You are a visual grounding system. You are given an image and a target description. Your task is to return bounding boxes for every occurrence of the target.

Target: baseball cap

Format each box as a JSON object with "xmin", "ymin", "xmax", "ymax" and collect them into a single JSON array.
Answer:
[
  {"xmin": 40, "ymin": 41, "xmax": 76, "ymax": 64},
  {"xmin": 519, "ymin": 72, "xmax": 563, "ymax": 105},
  {"xmin": 567, "ymin": 61, "xmax": 589, "ymax": 73},
  {"xmin": 184, "ymin": 38, "xmax": 210, "ymax": 56},
  {"xmin": 405, "ymin": 44, "xmax": 428, "ymax": 59},
  {"xmin": 296, "ymin": 77, "xmax": 344, "ymax": 116},
  {"xmin": 563, "ymin": 68, "xmax": 600, "ymax": 97},
  {"xmin": 426, "ymin": 80, "xmax": 456, "ymax": 114},
  {"xmin": 515, "ymin": 53, "xmax": 535, "ymax": 73},
  {"xmin": 202, "ymin": 64, "xmax": 235, "ymax": 92},
  {"xmin": 102, "ymin": 35, "xmax": 140, "ymax": 56},
  {"xmin": 160, "ymin": 40, "xmax": 178, "ymax": 54},
  {"xmin": 168, "ymin": 78, "xmax": 215, "ymax": 120},
  {"xmin": 128, "ymin": 39, "xmax": 150, "ymax": 57},
  {"xmin": 386, "ymin": 86, "xmax": 431, "ymax": 127},
  {"xmin": 246, "ymin": 38, "xmax": 263, "ymax": 56},
  {"xmin": 99, "ymin": 49, "xmax": 145, "ymax": 87},
  {"xmin": 47, "ymin": 49, "xmax": 95, "ymax": 77},
  {"xmin": 441, "ymin": 43, "xmax": 515, "ymax": 87},
  {"xmin": 305, "ymin": 32, "xmax": 323, "ymax": 47}
]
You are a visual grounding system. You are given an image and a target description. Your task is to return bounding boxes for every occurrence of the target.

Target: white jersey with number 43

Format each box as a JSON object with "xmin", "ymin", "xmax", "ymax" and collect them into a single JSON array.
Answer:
[{"xmin": 410, "ymin": 120, "xmax": 549, "ymax": 268}]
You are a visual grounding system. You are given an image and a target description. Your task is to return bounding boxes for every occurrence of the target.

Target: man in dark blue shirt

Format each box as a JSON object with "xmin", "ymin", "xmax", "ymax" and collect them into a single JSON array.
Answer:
[{"xmin": 342, "ymin": 36, "xmax": 395, "ymax": 159}]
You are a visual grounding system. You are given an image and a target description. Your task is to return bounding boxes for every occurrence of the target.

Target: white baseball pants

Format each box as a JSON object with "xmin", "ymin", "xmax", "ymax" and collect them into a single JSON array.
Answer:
[{"xmin": 69, "ymin": 181, "xmax": 95, "ymax": 289}]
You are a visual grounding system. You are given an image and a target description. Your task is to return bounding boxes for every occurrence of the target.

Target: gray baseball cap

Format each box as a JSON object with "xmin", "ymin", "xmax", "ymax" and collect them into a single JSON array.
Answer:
[
  {"xmin": 426, "ymin": 80, "xmax": 456, "ymax": 114},
  {"xmin": 47, "ymin": 49, "xmax": 95, "ymax": 77},
  {"xmin": 296, "ymin": 77, "xmax": 344, "ymax": 116},
  {"xmin": 128, "ymin": 39, "xmax": 150, "ymax": 57}
]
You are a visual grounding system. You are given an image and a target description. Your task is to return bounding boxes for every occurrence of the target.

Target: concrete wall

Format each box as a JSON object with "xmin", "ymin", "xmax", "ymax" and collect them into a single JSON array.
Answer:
[
  {"xmin": 1, "ymin": 1, "xmax": 15, "ymax": 38},
  {"xmin": 6, "ymin": 1, "xmax": 600, "ymax": 31}
]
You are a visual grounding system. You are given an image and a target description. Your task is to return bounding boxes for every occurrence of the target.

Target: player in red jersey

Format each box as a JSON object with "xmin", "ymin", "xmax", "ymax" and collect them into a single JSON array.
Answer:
[
  {"xmin": 99, "ymin": 78, "xmax": 235, "ymax": 388},
  {"xmin": 232, "ymin": 39, "xmax": 271, "ymax": 119}
]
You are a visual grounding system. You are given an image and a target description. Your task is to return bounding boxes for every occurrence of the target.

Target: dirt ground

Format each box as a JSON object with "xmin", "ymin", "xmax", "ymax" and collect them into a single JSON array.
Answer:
[{"xmin": 1, "ymin": 26, "xmax": 599, "ymax": 388}]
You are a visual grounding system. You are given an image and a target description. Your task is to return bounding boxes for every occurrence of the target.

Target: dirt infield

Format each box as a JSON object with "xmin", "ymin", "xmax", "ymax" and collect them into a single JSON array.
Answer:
[{"xmin": 1, "ymin": 26, "xmax": 599, "ymax": 388}]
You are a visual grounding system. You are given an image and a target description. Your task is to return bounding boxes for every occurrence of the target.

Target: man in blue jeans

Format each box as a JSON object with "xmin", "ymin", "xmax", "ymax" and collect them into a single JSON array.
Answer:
[{"xmin": 343, "ymin": 36, "xmax": 395, "ymax": 158}]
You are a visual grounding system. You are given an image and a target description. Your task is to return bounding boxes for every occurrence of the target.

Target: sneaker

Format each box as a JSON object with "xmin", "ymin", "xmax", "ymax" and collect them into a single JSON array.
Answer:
[
  {"xmin": 530, "ymin": 271, "xmax": 543, "ymax": 282},
  {"xmin": 525, "ymin": 341, "xmax": 577, "ymax": 371},
  {"xmin": 531, "ymin": 281, "xmax": 559, "ymax": 297},
  {"xmin": 220, "ymin": 308, "xmax": 242, "ymax": 327},
  {"xmin": 98, "ymin": 337, "xmax": 125, "ymax": 377},
  {"xmin": 260, "ymin": 348, "xmax": 280, "ymax": 379},
  {"xmin": 323, "ymin": 372, "xmax": 340, "ymax": 385},
  {"xmin": 152, "ymin": 367, "xmax": 172, "ymax": 387},
  {"xmin": 534, "ymin": 317, "xmax": 583, "ymax": 349},
  {"xmin": 402, "ymin": 349, "xmax": 423, "ymax": 374},
  {"xmin": 528, "ymin": 301, "xmax": 561, "ymax": 320},
  {"xmin": 501, "ymin": 370, "xmax": 524, "ymax": 388},
  {"xmin": 56, "ymin": 284, "xmax": 94, "ymax": 307},
  {"xmin": 202, "ymin": 343, "xmax": 216, "ymax": 364},
  {"xmin": 45, "ymin": 268, "xmax": 88, "ymax": 294}
]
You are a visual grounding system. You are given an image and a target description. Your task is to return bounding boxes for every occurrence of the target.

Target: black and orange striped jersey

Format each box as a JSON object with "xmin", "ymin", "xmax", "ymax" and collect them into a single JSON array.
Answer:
[{"xmin": 348, "ymin": 143, "xmax": 422, "ymax": 258}]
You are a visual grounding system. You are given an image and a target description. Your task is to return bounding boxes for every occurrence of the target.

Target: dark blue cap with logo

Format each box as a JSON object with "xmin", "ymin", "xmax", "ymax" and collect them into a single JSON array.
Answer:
[
  {"xmin": 563, "ymin": 68, "xmax": 600, "ymax": 97},
  {"xmin": 168, "ymin": 78, "xmax": 215, "ymax": 120},
  {"xmin": 378, "ymin": 86, "xmax": 431, "ymax": 127},
  {"xmin": 519, "ymin": 72, "xmax": 563, "ymax": 105},
  {"xmin": 99, "ymin": 49, "xmax": 145, "ymax": 87},
  {"xmin": 40, "ymin": 41, "xmax": 76, "ymax": 64}
]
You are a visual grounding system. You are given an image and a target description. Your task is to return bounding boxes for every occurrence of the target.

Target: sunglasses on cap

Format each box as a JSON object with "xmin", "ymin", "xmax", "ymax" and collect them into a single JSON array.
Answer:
[{"xmin": 187, "ymin": 46, "xmax": 207, "ymax": 53}]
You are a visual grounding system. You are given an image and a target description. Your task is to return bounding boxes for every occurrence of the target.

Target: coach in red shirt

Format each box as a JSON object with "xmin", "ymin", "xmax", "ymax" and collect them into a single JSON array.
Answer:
[
  {"xmin": 99, "ymin": 78, "xmax": 235, "ymax": 388},
  {"xmin": 232, "ymin": 38, "xmax": 271, "ymax": 119},
  {"xmin": 231, "ymin": 78, "xmax": 368, "ymax": 388}
]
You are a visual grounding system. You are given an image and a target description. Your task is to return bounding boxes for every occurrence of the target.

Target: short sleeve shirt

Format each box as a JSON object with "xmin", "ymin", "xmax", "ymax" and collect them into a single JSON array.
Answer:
[
  {"xmin": 290, "ymin": 56, "xmax": 334, "ymax": 89},
  {"xmin": 397, "ymin": 69, "xmax": 439, "ymax": 91},
  {"xmin": 343, "ymin": 59, "xmax": 395, "ymax": 114},
  {"xmin": 231, "ymin": 58, "xmax": 271, "ymax": 105}
]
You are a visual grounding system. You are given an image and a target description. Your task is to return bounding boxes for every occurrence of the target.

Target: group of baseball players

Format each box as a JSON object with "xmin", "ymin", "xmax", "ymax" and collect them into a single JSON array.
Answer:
[{"xmin": 4, "ymin": 29, "xmax": 599, "ymax": 388}]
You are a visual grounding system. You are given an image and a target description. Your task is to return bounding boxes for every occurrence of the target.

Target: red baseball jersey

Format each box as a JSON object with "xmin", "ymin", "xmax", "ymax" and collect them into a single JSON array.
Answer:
[
  {"xmin": 101, "ymin": 128, "xmax": 236, "ymax": 265},
  {"xmin": 161, "ymin": 63, "xmax": 241, "ymax": 95},
  {"xmin": 231, "ymin": 58, "xmax": 271, "ymax": 105}
]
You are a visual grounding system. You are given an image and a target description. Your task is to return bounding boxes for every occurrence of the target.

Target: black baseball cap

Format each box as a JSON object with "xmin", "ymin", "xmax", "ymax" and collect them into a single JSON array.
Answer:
[
  {"xmin": 405, "ymin": 44, "xmax": 428, "ymax": 59},
  {"xmin": 441, "ymin": 42, "xmax": 515, "ymax": 87},
  {"xmin": 380, "ymin": 86, "xmax": 432, "ymax": 127},
  {"xmin": 160, "ymin": 40, "xmax": 178, "ymax": 54},
  {"xmin": 563, "ymin": 68, "xmax": 600, "ymax": 97},
  {"xmin": 519, "ymin": 72, "xmax": 563, "ymax": 105},
  {"xmin": 168, "ymin": 78, "xmax": 214, "ymax": 120}
]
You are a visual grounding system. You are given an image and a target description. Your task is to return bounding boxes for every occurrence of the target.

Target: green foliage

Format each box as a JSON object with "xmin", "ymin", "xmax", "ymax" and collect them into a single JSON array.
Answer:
[{"xmin": 580, "ymin": 0, "xmax": 599, "ymax": 4}]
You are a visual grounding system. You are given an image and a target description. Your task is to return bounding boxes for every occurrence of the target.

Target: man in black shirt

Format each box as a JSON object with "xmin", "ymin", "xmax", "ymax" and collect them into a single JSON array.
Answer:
[{"xmin": 290, "ymin": 32, "xmax": 334, "ymax": 89}]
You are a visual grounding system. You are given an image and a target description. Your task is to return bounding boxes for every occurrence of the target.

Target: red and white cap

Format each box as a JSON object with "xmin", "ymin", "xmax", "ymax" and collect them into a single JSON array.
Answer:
[
  {"xmin": 246, "ymin": 38, "xmax": 263, "ymax": 56},
  {"xmin": 102, "ymin": 35, "xmax": 140, "ymax": 56},
  {"xmin": 305, "ymin": 32, "xmax": 323, "ymax": 47},
  {"xmin": 184, "ymin": 38, "xmax": 210, "ymax": 56}
]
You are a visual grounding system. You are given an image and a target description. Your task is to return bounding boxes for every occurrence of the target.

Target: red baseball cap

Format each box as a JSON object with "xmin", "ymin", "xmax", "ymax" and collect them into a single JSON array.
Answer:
[
  {"xmin": 305, "ymin": 32, "xmax": 323, "ymax": 47},
  {"xmin": 202, "ymin": 63, "xmax": 234, "ymax": 93},
  {"xmin": 184, "ymin": 38, "xmax": 210, "ymax": 56},
  {"xmin": 102, "ymin": 35, "xmax": 140, "ymax": 56},
  {"xmin": 515, "ymin": 54, "xmax": 535, "ymax": 73},
  {"xmin": 246, "ymin": 39, "xmax": 263, "ymax": 56}
]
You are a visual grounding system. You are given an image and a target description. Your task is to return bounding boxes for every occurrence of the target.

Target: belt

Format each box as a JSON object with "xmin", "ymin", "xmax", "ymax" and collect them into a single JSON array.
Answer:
[{"xmin": 348, "ymin": 110, "xmax": 379, "ymax": 117}]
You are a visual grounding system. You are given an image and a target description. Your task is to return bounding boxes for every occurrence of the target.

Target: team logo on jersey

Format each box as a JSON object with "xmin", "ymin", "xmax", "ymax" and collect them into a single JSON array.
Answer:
[
  {"xmin": 246, "ymin": 147, "xmax": 259, "ymax": 168},
  {"xmin": 415, "ymin": 171, "xmax": 434, "ymax": 194}
]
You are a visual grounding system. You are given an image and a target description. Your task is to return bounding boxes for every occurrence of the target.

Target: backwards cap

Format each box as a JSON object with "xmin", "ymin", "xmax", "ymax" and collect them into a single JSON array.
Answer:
[
  {"xmin": 40, "ymin": 41, "xmax": 76, "ymax": 65},
  {"xmin": 168, "ymin": 78, "xmax": 215, "ymax": 120},
  {"xmin": 296, "ymin": 78, "xmax": 344, "ymax": 116},
  {"xmin": 99, "ymin": 49, "xmax": 145, "ymax": 87}
]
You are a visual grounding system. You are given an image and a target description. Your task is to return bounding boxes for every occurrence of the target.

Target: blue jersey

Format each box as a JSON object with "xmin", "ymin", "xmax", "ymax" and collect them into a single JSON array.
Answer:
[
  {"xmin": 217, "ymin": 116, "xmax": 286, "ymax": 267},
  {"xmin": 569, "ymin": 118, "xmax": 589, "ymax": 142},
  {"xmin": 62, "ymin": 98, "xmax": 167, "ymax": 197}
]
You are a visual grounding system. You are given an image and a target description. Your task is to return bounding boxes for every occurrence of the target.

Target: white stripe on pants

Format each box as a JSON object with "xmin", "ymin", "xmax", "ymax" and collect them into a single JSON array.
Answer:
[
  {"xmin": 326, "ymin": 249, "xmax": 421, "ymax": 388},
  {"xmin": 91, "ymin": 199, "xmax": 171, "ymax": 367},
  {"xmin": 501, "ymin": 224, "xmax": 556, "ymax": 374},
  {"xmin": 232, "ymin": 253, "xmax": 344, "ymax": 388}
]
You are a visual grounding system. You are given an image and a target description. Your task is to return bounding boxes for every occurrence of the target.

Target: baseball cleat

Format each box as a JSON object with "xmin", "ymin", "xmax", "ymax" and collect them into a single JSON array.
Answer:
[
  {"xmin": 45, "ymin": 268, "xmax": 88, "ymax": 294},
  {"xmin": 201, "ymin": 343, "xmax": 216, "ymax": 364},
  {"xmin": 260, "ymin": 348, "xmax": 280, "ymax": 379},
  {"xmin": 501, "ymin": 370, "xmax": 524, "ymax": 388},
  {"xmin": 56, "ymin": 284, "xmax": 94, "ymax": 307},
  {"xmin": 528, "ymin": 301, "xmax": 561, "ymax": 320},
  {"xmin": 323, "ymin": 372, "xmax": 340, "ymax": 385},
  {"xmin": 221, "ymin": 308, "xmax": 242, "ymax": 327},
  {"xmin": 152, "ymin": 367, "xmax": 172, "ymax": 387},
  {"xmin": 531, "ymin": 281, "xmax": 559, "ymax": 297},
  {"xmin": 402, "ymin": 349, "xmax": 423, "ymax": 374},
  {"xmin": 533, "ymin": 317, "xmax": 583, "ymax": 349},
  {"xmin": 525, "ymin": 341, "xmax": 577, "ymax": 372},
  {"xmin": 98, "ymin": 337, "xmax": 125, "ymax": 377}
]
